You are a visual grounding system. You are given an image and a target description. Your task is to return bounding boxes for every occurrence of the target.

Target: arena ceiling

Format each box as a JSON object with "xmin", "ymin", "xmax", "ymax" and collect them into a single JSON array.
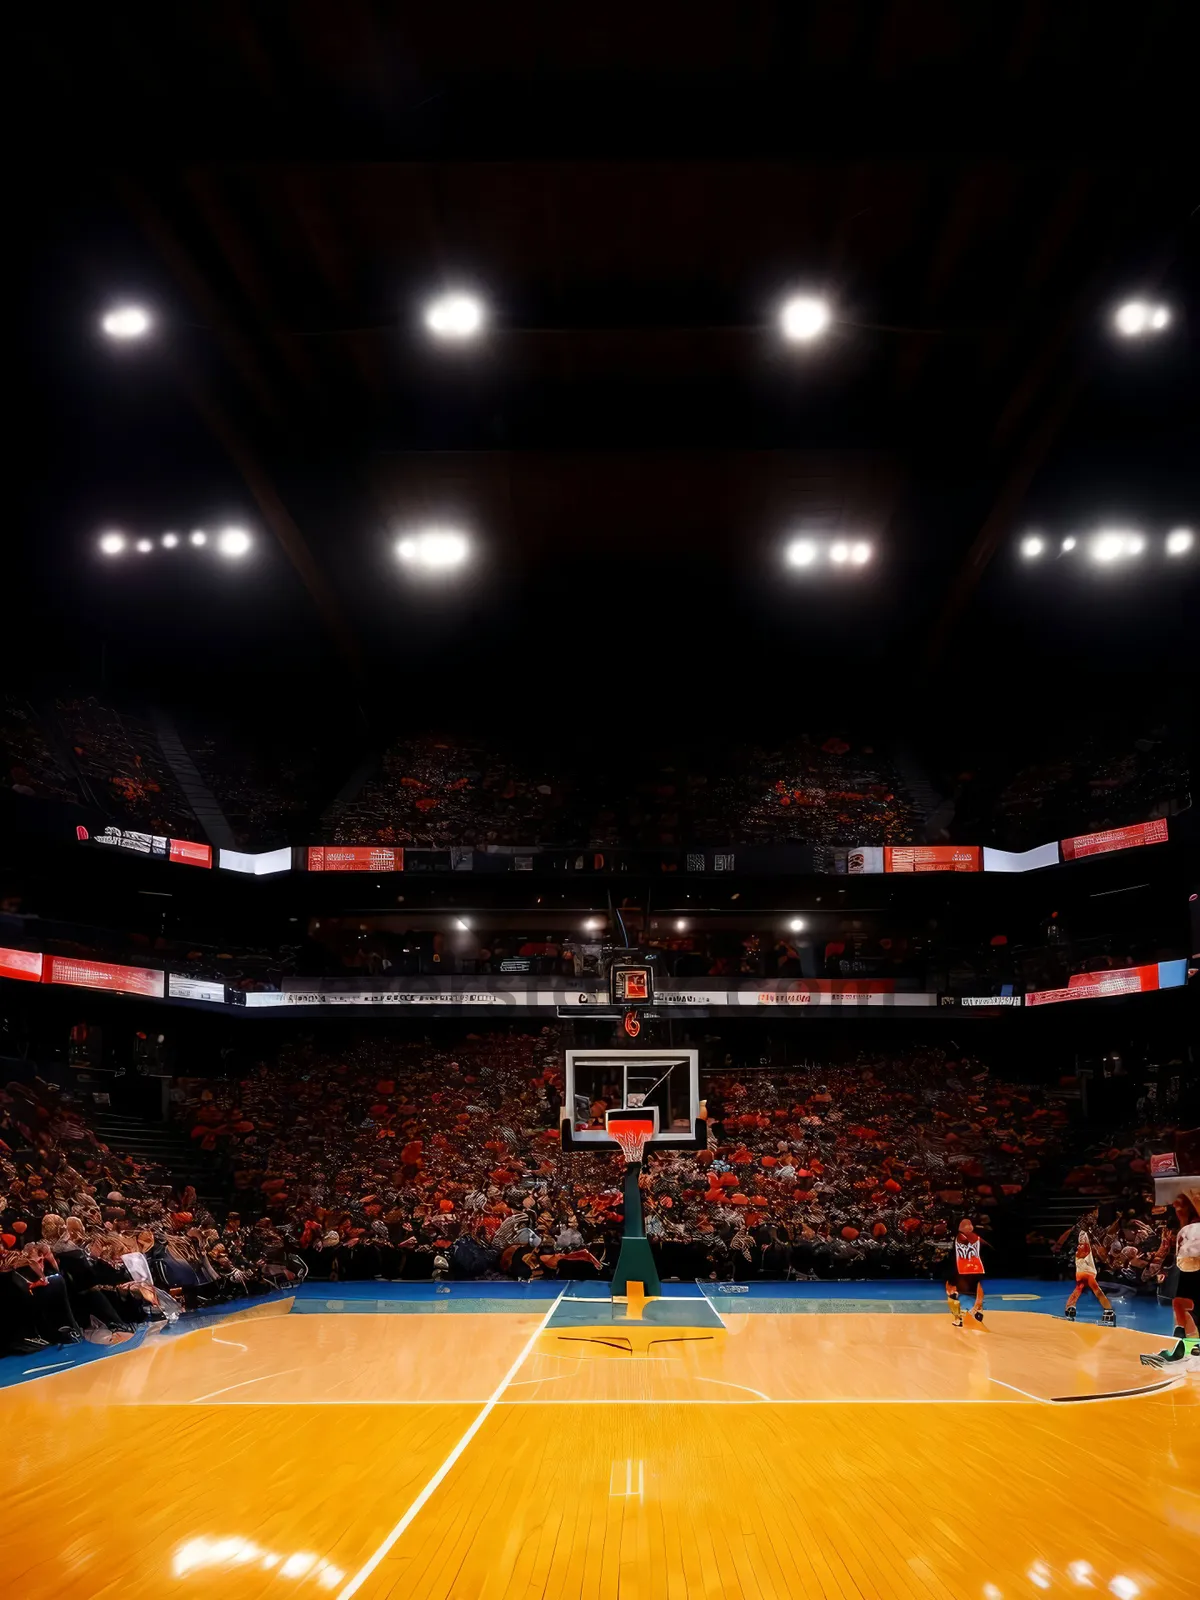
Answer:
[{"xmin": 13, "ymin": 2, "xmax": 1196, "ymax": 723}]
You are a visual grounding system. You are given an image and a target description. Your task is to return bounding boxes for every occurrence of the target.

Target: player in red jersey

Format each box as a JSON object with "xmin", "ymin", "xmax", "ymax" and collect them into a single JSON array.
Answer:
[{"xmin": 946, "ymin": 1217, "xmax": 987, "ymax": 1326}]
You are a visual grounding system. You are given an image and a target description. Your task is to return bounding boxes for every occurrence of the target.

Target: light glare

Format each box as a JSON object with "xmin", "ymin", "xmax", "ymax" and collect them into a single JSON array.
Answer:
[
  {"xmin": 780, "ymin": 295, "xmax": 831, "ymax": 342},
  {"xmin": 101, "ymin": 304, "xmax": 152, "ymax": 340},
  {"xmin": 1061, "ymin": 536, "xmax": 1077, "ymax": 552},
  {"xmin": 829, "ymin": 542, "xmax": 850, "ymax": 564},
  {"xmin": 788, "ymin": 918, "xmax": 806, "ymax": 932},
  {"xmin": 1020, "ymin": 536, "xmax": 1045, "ymax": 559},
  {"xmin": 217, "ymin": 527, "xmax": 252, "ymax": 558},
  {"xmin": 161, "ymin": 532, "xmax": 179, "ymax": 549},
  {"xmin": 1067, "ymin": 1562, "xmax": 1096, "ymax": 1586},
  {"xmin": 99, "ymin": 531, "xmax": 126, "ymax": 556},
  {"xmin": 1091, "ymin": 531, "xmax": 1127, "ymax": 564},
  {"xmin": 1108, "ymin": 1580, "xmax": 1139, "ymax": 1600},
  {"xmin": 786, "ymin": 539, "xmax": 817, "ymax": 568},
  {"xmin": 189, "ymin": 529, "xmax": 207, "ymax": 547},
  {"xmin": 850, "ymin": 542, "xmax": 871, "ymax": 565},
  {"xmin": 1113, "ymin": 299, "xmax": 1170, "ymax": 338},
  {"xmin": 424, "ymin": 291, "xmax": 485, "ymax": 341},
  {"xmin": 136, "ymin": 538, "xmax": 153, "ymax": 553},
  {"xmin": 396, "ymin": 528, "xmax": 470, "ymax": 570},
  {"xmin": 1166, "ymin": 527, "xmax": 1193, "ymax": 555}
]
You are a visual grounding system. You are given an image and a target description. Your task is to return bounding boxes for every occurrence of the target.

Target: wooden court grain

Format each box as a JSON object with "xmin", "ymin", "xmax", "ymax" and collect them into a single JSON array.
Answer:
[{"xmin": 3, "ymin": 1306, "xmax": 1197, "ymax": 1599}]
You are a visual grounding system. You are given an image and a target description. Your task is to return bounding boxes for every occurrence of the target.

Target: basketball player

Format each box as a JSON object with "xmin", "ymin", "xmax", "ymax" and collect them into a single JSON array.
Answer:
[
  {"xmin": 946, "ymin": 1217, "xmax": 986, "ymax": 1327},
  {"xmin": 1063, "ymin": 1231, "xmax": 1116, "ymax": 1325},
  {"xmin": 1142, "ymin": 1195, "xmax": 1200, "ymax": 1371}
]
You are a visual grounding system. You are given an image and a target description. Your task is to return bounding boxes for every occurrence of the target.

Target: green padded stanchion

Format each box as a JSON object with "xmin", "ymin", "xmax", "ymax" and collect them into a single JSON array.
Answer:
[{"xmin": 611, "ymin": 1158, "xmax": 661, "ymax": 1298}]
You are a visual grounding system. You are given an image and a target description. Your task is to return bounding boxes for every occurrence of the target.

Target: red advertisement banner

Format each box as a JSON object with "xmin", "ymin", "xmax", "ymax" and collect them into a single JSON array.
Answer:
[
  {"xmin": 46, "ymin": 956, "xmax": 165, "ymax": 999},
  {"xmin": 1060, "ymin": 818, "xmax": 1168, "ymax": 860},
  {"xmin": 169, "ymin": 838, "xmax": 213, "ymax": 868},
  {"xmin": 307, "ymin": 846, "xmax": 404, "ymax": 872},
  {"xmin": 0, "ymin": 947, "xmax": 43, "ymax": 982},
  {"xmin": 1025, "ymin": 963, "xmax": 1160, "ymax": 1007},
  {"xmin": 884, "ymin": 845, "xmax": 981, "ymax": 873}
]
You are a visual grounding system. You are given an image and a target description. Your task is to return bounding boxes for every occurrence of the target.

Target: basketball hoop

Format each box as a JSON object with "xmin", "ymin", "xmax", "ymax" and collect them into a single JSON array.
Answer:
[{"xmin": 606, "ymin": 1107, "xmax": 658, "ymax": 1166}]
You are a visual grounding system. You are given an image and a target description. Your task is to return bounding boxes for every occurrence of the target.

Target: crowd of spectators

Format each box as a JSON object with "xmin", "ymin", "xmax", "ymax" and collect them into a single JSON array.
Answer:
[
  {"xmin": 328, "ymin": 737, "xmax": 568, "ymax": 848},
  {"xmin": 6, "ymin": 692, "xmax": 1189, "ymax": 857},
  {"xmin": 693, "ymin": 737, "xmax": 918, "ymax": 847},
  {"xmin": 174, "ymin": 1031, "xmax": 1069, "ymax": 1285},
  {"xmin": 52, "ymin": 695, "xmax": 197, "ymax": 837},
  {"xmin": 1, "ymin": 1075, "xmax": 297, "ymax": 1357},
  {"xmin": 2, "ymin": 694, "xmax": 82, "ymax": 806},
  {"xmin": 944, "ymin": 720, "xmax": 1189, "ymax": 851},
  {"xmin": 326, "ymin": 734, "xmax": 919, "ymax": 850}
]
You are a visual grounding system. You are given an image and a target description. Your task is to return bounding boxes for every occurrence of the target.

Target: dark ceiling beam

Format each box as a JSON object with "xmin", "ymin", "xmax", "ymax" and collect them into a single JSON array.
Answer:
[{"xmin": 111, "ymin": 173, "xmax": 368, "ymax": 687}]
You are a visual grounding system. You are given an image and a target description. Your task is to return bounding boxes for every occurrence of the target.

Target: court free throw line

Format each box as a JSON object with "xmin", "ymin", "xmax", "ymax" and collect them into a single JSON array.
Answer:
[{"xmin": 335, "ymin": 1287, "xmax": 567, "ymax": 1600}]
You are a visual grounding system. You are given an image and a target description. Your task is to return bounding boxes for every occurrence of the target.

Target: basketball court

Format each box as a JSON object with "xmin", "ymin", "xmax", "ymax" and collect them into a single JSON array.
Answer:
[{"xmin": 3, "ymin": 1280, "xmax": 1197, "ymax": 1599}]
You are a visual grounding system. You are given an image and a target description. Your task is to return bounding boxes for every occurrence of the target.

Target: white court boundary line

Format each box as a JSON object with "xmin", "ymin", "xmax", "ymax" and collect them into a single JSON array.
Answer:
[
  {"xmin": 335, "ymin": 1287, "xmax": 566, "ymax": 1600},
  {"xmin": 190, "ymin": 1367, "xmax": 304, "ymax": 1404}
]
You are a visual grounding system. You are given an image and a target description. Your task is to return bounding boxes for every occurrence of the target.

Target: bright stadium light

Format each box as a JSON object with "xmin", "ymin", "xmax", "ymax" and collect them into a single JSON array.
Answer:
[
  {"xmin": 850, "ymin": 542, "xmax": 872, "ymax": 565},
  {"xmin": 1061, "ymin": 536, "xmax": 1077, "ymax": 552},
  {"xmin": 1166, "ymin": 527, "xmax": 1194, "ymax": 556},
  {"xmin": 788, "ymin": 918, "xmax": 806, "ymax": 932},
  {"xmin": 101, "ymin": 304, "xmax": 152, "ymax": 340},
  {"xmin": 136, "ymin": 538, "xmax": 153, "ymax": 553},
  {"xmin": 424, "ymin": 291, "xmax": 486, "ymax": 341},
  {"xmin": 1091, "ymin": 530, "xmax": 1129, "ymax": 563},
  {"xmin": 829, "ymin": 542, "xmax": 850, "ymax": 564},
  {"xmin": 584, "ymin": 917, "xmax": 603, "ymax": 932},
  {"xmin": 780, "ymin": 294, "xmax": 831, "ymax": 343},
  {"xmin": 1020, "ymin": 535, "xmax": 1045, "ymax": 559},
  {"xmin": 217, "ymin": 527, "xmax": 252, "ymax": 558},
  {"xmin": 1112, "ymin": 299, "xmax": 1170, "ymax": 338},
  {"xmin": 1124, "ymin": 533, "xmax": 1145, "ymax": 556},
  {"xmin": 454, "ymin": 917, "xmax": 471, "ymax": 931},
  {"xmin": 396, "ymin": 528, "xmax": 470, "ymax": 570},
  {"xmin": 785, "ymin": 539, "xmax": 817, "ymax": 568},
  {"xmin": 189, "ymin": 529, "xmax": 207, "ymax": 547},
  {"xmin": 161, "ymin": 532, "xmax": 179, "ymax": 549},
  {"xmin": 675, "ymin": 919, "xmax": 688, "ymax": 931},
  {"xmin": 98, "ymin": 530, "xmax": 126, "ymax": 556}
]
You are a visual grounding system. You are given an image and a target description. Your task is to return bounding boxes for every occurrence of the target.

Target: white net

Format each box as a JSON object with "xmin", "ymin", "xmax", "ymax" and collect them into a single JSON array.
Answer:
[{"xmin": 608, "ymin": 1119, "xmax": 654, "ymax": 1166}]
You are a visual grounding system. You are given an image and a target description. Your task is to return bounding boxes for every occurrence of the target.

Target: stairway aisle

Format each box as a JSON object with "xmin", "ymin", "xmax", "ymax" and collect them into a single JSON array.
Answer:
[{"xmin": 92, "ymin": 1111, "xmax": 227, "ymax": 1214}]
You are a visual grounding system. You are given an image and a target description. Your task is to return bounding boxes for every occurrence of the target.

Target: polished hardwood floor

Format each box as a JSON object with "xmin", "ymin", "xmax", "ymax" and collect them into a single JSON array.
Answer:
[{"xmin": 3, "ymin": 1304, "xmax": 1196, "ymax": 1599}]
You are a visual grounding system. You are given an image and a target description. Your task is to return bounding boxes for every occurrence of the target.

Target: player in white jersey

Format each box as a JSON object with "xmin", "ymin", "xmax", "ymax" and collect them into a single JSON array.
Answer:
[
  {"xmin": 1142, "ymin": 1196, "xmax": 1200, "ymax": 1371},
  {"xmin": 1063, "ymin": 1231, "xmax": 1116, "ymax": 1324}
]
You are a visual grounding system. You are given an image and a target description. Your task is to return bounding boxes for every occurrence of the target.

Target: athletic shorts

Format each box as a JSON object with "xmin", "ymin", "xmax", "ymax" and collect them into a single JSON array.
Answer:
[
  {"xmin": 1165, "ymin": 1264, "xmax": 1200, "ymax": 1301},
  {"xmin": 951, "ymin": 1274, "xmax": 985, "ymax": 1296}
]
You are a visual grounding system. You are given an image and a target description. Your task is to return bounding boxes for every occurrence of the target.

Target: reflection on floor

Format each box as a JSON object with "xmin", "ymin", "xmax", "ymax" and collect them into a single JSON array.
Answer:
[{"xmin": 3, "ymin": 1288, "xmax": 1196, "ymax": 1599}]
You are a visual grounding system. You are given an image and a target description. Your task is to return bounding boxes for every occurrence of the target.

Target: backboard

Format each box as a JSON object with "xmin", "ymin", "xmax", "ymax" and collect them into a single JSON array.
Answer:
[{"xmin": 560, "ymin": 1048, "xmax": 704, "ymax": 1151}]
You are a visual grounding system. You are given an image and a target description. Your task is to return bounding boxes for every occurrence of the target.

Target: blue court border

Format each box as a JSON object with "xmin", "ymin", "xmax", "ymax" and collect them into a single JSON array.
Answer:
[{"xmin": 1, "ymin": 1277, "xmax": 1177, "ymax": 1391}]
